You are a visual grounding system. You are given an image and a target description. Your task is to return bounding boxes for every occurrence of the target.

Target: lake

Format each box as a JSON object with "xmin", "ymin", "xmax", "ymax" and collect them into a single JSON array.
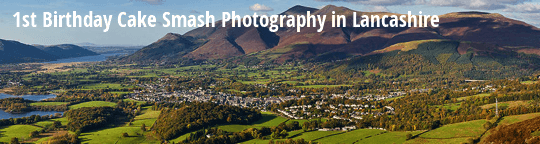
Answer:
[
  {"xmin": 0, "ymin": 110, "xmax": 62, "ymax": 119},
  {"xmin": 0, "ymin": 93, "xmax": 62, "ymax": 119},
  {"xmin": 43, "ymin": 53, "xmax": 127, "ymax": 64},
  {"xmin": 0, "ymin": 93, "xmax": 56, "ymax": 101}
]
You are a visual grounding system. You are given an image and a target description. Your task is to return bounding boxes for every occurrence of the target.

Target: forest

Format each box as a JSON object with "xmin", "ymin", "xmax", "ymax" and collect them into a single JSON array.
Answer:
[
  {"xmin": 64, "ymin": 106, "xmax": 128, "ymax": 132},
  {"xmin": 153, "ymin": 102, "xmax": 262, "ymax": 140}
]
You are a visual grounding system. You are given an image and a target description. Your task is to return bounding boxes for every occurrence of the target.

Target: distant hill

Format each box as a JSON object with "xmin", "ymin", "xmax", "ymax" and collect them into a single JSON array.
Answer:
[
  {"xmin": 121, "ymin": 33, "xmax": 205, "ymax": 63},
  {"xmin": 0, "ymin": 39, "xmax": 104, "ymax": 64},
  {"xmin": 34, "ymin": 44, "xmax": 99, "ymax": 59},
  {"xmin": 0, "ymin": 39, "xmax": 58, "ymax": 64},
  {"xmin": 124, "ymin": 5, "xmax": 540, "ymax": 64}
]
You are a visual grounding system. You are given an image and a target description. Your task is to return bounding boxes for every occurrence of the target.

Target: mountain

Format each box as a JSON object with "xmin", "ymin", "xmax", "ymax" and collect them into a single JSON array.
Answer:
[
  {"xmin": 124, "ymin": 5, "xmax": 540, "ymax": 64},
  {"xmin": 0, "ymin": 39, "xmax": 58, "ymax": 64},
  {"xmin": 34, "ymin": 44, "xmax": 99, "ymax": 59},
  {"xmin": 121, "ymin": 33, "xmax": 205, "ymax": 63}
]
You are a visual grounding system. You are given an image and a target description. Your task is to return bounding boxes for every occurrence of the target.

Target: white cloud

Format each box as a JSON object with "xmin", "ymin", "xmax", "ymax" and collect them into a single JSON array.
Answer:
[
  {"xmin": 249, "ymin": 4, "xmax": 274, "ymax": 12},
  {"xmin": 316, "ymin": 0, "xmax": 533, "ymax": 10},
  {"xmin": 365, "ymin": 6, "xmax": 390, "ymax": 12},
  {"xmin": 132, "ymin": 0, "xmax": 164, "ymax": 5},
  {"xmin": 121, "ymin": 2, "xmax": 134, "ymax": 6},
  {"xmin": 315, "ymin": 0, "xmax": 414, "ymax": 6},
  {"xmin": 426, "ymin": 0, "xmax": 509, "ymax": 10},
  {"xmin": 504, "ymin": 3, "xmax": 540, "ymax": 13}
]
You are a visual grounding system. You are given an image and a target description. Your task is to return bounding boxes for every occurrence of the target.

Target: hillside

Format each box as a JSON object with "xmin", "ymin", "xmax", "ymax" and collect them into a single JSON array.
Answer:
[
  {"xmin": 121, "ymin": 33, "xmax": 205, "ymax": 63},
  {"xmin": 34, "ymin": 44, "xmax": 99, "ymax": 59},
  {"xmin": 124, "ymin": 5, "xmax": 540, "ymax": 64},
  {"xmin": 0, "ymin": 39, "xmax": 58, "ymax": 64}
]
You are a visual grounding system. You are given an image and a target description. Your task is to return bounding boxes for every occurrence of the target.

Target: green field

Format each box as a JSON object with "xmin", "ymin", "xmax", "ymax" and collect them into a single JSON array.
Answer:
[
  {"xmin": 499, "ymin": 112, "xmax": 540, "ymax": 125},
  {"xmin": 241, "ymin": 130, "xmax": 343, "ymax": 144},
  {"xmin": 34, "ymin": 117, "xmax": 69, "ymax": 128},
  {"xmin": 405, "ymin": 119, "xmax": 487, "ymax": 144},
  {"xmin": 79, "ymin": 106, "xmax": 160, "ymax": 144},
  {"xmin": 295, "ymin": 85, "xmax": 352, "ymax": 88},
  {"xmin": 521, "ymin": 81, "xmax": 537, "ymax": 84},
  {"xmin": 69, "ymin": 101, "xmax": 117, "ymax": 109},
  {"xmin": 217, "ymin": 112, "xmax": 288, "ymax": 132},
  {"xmin": 358, "ymin": 131, "xmax": 424, "ymax": 144},
  {"xmin": 435, "ymin": 103, "xmax": 461, "ymax": 111},
  {"xmin": 79, "ymin": 83, "xmax": 133, "ymax": 90},
  {"xmin": 457, "ymin": 93, "xmax": 491, "ymax": 101},
  {"xmin": 123, "ymin": 99, "xmax": 147, "ymax": 105},
  {"xmin": 419, "ymin": 119, "xmax": 486, "ymax": 139},
  {"xmin": 0, "ymin": 125, "xmax": 42, "ymax": 142},
  {"xmin": 315, "ymin": 129, "xmax": 385, "ymax": 143},
  {"xmin": 30, "ymin": 102, "xmax": 69, "ymax": 106},
  {"xmin": 405, "ymin": 137, "xmax": 472, "ymax": 144}
]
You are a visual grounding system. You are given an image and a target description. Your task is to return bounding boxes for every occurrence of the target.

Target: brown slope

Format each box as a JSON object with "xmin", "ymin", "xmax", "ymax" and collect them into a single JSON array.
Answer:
[
  {"xmin": 130, "ymin": 5, "xmax": 540, "ymax": 63},
  {"xmin": 435, "ymin": 12, "xmax": 540, "ymax": 48},
  {"xmin": 122, "ymin": 33, "xmax": 199, "ymax": 62}
]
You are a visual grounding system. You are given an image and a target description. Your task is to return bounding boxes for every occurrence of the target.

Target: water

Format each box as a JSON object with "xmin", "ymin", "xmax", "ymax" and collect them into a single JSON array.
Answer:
[
  {"xmin": 0, "ymin": 93, "xmax": 56, "ymax": 101},
  {"xmin": 43, "ymin": 53, "xmax": 127, "ymax": 64},
  {"xmin": 0, "ymin": 93, "xmax": 61, "ymax": 119},
  {"xmin": 0, "ymin": 110, "xmax": 62, "ymax": 119}
]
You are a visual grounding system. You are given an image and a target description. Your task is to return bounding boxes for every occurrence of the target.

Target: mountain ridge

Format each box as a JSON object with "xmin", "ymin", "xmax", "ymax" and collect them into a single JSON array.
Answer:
[{"xmin": 123, "ymin": 5, "xmax": 540, "ymax": 64}]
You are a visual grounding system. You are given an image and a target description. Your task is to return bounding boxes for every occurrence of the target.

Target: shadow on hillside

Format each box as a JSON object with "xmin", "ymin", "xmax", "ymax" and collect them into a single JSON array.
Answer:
[{"xmin": 251, "ymin": 113, "xmax": 278, "ymax": 125}]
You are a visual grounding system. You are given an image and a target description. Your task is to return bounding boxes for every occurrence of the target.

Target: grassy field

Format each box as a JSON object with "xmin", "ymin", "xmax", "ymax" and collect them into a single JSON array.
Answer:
[
  {"xmin": 30, "ymin": 102, "xmax": 68, "ymax": 106},
  {"xmin": 111, "ymin": 91, "xmax": 133, "ymax": 95},
  {"xmin": 69, "ymin": 101, "xmax": 117, "ymax": 109},
  {"xmin": 457, "ymin": 93, "xmax": 491, "ymax": 101},
  {"xmin": 217, "ymin": 112, "xmax": 288, "ymax": 132},
  {"xmin": 521, "ymin": 81, "xmax": 537, "ymax": 84},
  {"xmin": 404, "ymin": 119, "xmax": 487, "ymax": 144},
  {"xmin": 79, "ymin": 106, "xmax": 160, "ymax": 144},
  {"xmin": 315, "ymin": 129, "xmax": 385, "ymax": 143},
  {"xmin": 405, "ymin": 137, "xmax": 472, "ymax": 144},
  {"xmin": 419, "ymin": 119, "xmax": 486, "ymax": 139},
  {"xmin": 240, "ymin": 130, "xmax": 343, "ymax": 144},
  {"xmin": 358, "ymin": 131, "xmax": 424, "ymax": 144},
  {"xmin": 123, "ymin": 99, "xmax": 147, "ymax": 105},
  {"xmin": 480, "ymin": 100, "xmax": 529, "ymax": 109},
  {"xmin": 34, "ymin": 117, "xmax": 69, "ymax": 128},
  {"xmin": 499, "ymin": 112, "xmax": 540, "ymax": 125},
  {"xmin": 435, "ymin": 103, "xmax": 461, "ymax": 111},
  {"xmin": 295, "ymin": 85, "xmax": 352, "ymax": 88},
  {"xmin": 80, "ymin": 83, "xmax": 133, "ymax": 90},
  {"xmin": 0, "ymin": 125, "xmax": 42, "ymax": 142}
]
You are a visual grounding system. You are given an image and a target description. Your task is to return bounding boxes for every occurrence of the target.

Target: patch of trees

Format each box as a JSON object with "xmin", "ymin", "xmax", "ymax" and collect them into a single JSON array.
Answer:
[
  {"xmin": 153, "ymin": 102, "xmax": 262, "ymax": 140},
  {"xmin": 269, "ymin": 138, "xmax": 311, "ymax": 144},
  {"xmin": 31, "ymin": 104, "xmax": 68, "ymax": 111},
  {"xmin": 45, "ymin": 133, "xmax": 79, "ymax": 144},
  {"xmin": 64, "ymin": 106, "xmax": 128, "ymax": 132},
  {"xmin": 0, "ymin": 98, "xmax": 32, "ymax": 113}
]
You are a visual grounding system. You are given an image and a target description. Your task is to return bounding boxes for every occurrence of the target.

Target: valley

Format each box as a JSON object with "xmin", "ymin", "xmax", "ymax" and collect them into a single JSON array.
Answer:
[{"xmin": 1, "ymin": 4, "xmax": 540, "ymax": 144}]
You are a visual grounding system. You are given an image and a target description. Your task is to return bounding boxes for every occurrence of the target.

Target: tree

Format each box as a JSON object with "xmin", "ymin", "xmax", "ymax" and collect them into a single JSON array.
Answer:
[
  {"xmin": 406, "ymin": 133, "xmax": 413, "ymax": 140},
  {"xmin": 10, "ymin": 137, "xmax": 19, "ymax": 144},
  {"xmin": 141, "ymin": 123, "xmax": 147, "ymax": 132},
  {"xmin": 279, "ymin": 130, "xmax": 289, "ymax": 139},
  {"xmin": 52, "ymin": 120, "xmax": 62, "ymax": 128},
  {"xmin": 483, "ymin": 121, "xmax": 492, "ymax": 130},
  {"xmin": 29, "ymin": 130, "xmax": 39, "ymax": 138}
]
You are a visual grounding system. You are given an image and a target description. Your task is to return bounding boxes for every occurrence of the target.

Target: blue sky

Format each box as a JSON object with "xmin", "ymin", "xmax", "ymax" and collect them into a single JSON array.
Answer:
[{"xmin": 1, "ymin": 0, "xmax": 539, "ymax": 46}]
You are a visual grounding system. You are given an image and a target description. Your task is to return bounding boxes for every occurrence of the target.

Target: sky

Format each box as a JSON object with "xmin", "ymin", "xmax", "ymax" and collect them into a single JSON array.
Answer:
[{"xmin": 0, "ymin": 0, "xmax": 539, "ymax": 46}]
